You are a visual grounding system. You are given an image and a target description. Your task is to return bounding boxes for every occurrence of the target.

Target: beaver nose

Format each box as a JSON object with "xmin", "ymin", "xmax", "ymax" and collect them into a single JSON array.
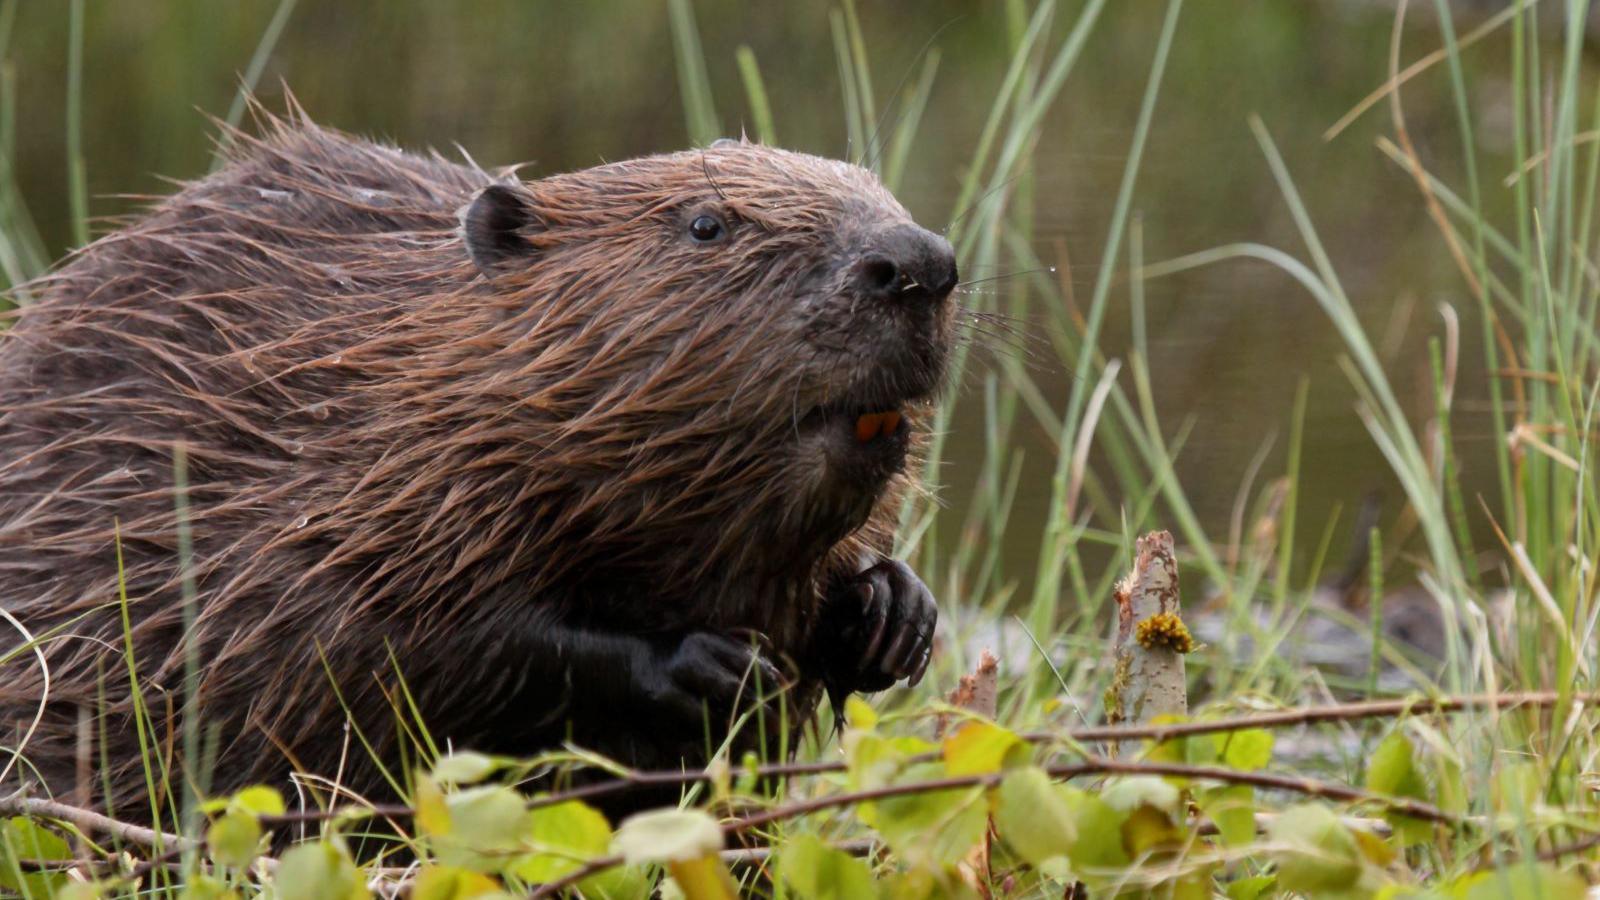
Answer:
[{"xmin": 858, "ymin": 224, "xmax": 958, "ymax": 306}]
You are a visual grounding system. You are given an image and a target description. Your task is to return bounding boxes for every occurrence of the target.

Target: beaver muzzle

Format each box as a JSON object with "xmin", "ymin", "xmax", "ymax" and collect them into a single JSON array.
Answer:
[{"xmin": 842, "ymin": 222, "xmax": 956, "ymax": 447}]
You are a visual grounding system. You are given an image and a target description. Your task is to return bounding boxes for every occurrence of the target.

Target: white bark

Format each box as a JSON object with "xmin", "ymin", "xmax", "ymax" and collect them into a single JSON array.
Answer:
[{"xmin": 1107, "ymin": 531, "xmax": 1190, "ymax": 744}]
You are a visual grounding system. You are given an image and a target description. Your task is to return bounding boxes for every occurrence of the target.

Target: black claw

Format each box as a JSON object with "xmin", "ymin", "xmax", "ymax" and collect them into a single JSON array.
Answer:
[
  {"xmin": 879, "ymin": 627, "xmax": 913, "ymax": 677},
  {"xmin": 859, "ymin": 611, "xmax": 891, "ymax": 673},
  {"xmin": 857, "ymin": 581, "xmax": 875, "ymax": 605},
  {"xmin": 909, "ymin": 645, "xmax": 932, "ymax": 686},
  {"xmin": 896, "ymin": 626, "xmax": 926, "ymax": 675}
]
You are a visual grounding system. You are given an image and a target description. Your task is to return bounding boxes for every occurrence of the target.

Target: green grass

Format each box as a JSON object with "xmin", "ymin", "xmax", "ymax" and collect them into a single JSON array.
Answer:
[{"xmin": 4, "ymin": 1, "xmax": 1600, "ymax": 897}]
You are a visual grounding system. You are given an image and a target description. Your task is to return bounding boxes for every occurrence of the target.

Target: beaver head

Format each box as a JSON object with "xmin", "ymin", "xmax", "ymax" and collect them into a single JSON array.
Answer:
[{"xmin": 450, "ymin": 140, "xmax": 957, "ymax": 598}]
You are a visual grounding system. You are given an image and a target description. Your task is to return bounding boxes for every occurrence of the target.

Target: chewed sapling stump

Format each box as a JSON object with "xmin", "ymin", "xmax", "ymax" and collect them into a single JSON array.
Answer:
[{"xmin": 1105, "ymin": 531, "xmax": 1194, "ymax": 744}]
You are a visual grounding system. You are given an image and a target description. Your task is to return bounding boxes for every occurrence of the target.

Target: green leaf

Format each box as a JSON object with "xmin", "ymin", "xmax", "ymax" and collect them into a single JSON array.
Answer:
[
  {"xmin": 232, "ymin": 785, "xmax": 287, "ymax": 817},
  {"xmin": 272, "ymin": 840, "xmax": 368, "ymax": 900},
  {"xmin": 1365, "ymin": 731, "xmax": 1432, "ymax": 846},
  {"xmin": 203, "ymin": 783, "xmax": 285, "ymax": 867},
  {"xmin": 415, "ymin": 776, "xmax": 452, "ymax": 836},
  {"xmin": 844, "ymin": 729, "xmax": 937, "ymax": 801},
  {"xmin": 776, "ymin": 834, "xmax": 877, "ymax": 900},
  {"xmin": 845, "ymin": 731, "xmax": 905, "ymax": 792},
  {"xmin": 1199, "ymin": 784, "xmax": 1255, "ymax": 847},
  {"xmin": 510, "ymin": 800, "xmax": 612, "ymax": 882},
  {"xmin": 941, "ymin": 719, "xmax": 1026, "ymax": 776},
  {"xmin": 435, "ymin": 786, "xmax": 530, "ymax": 872},
  {"xmin": 411, "ymin": 865, "xmax": 509, "ymax": 900},
  {"xmin": 207, "ymin": 808, "xmax": 263, "ymax": 869},
  {"xmin": 869, "ymin": 779, "xmax": 989, "ymax": 869},
  {"xmin": 994, "ymin": 766, "xmax": 1076, "ymax": 866},
  {"xmin": 0, "ymin": 816, "xmax": 72, "ymax": 898},
  {"xmin": 1144, "ymin": 735, "xmax": 1189, "ymax": 768},
  {"xmin": 663, "ymin": 853, "xmax": 738, "ymax": 900},
  {"xmin": 582, "ymin": 866, "xmax": 653, "ymax": 900},
  {"xmin": 433, "ymin": 752, "xmax": 498, "ymax": 786},
  {"xmin": 612, "ymin": 809, "xmax": 723, "ymax": 865},
  {"xmin": 1060, "ymin": 786, "xmax": 1130, "ymax": 871},
  {"xmin": 1366, "ymin": 732, "xmax": 1424, "ymax": 797},
  {"xmin": 844, "ymin": 695, "xmax": 878, "ymax": 730},
  {"xmin": 1121, "ymin": 803, "xmax": 1184, "ymax": 858},
  {"xmin": 1353, "ymin": 826, "xmax": 1397, "ymax": 867},
  {"xmin": 1219, "ymin": 729, "xmax": 1274, "ymax": 771},
  {"xmin": 1100, "ymin": 776, "xmax": 1181, "ymax": 818},
  {"xmin": 1266, "ymin": 803, "xmax": 1365, "ymax": 894}
]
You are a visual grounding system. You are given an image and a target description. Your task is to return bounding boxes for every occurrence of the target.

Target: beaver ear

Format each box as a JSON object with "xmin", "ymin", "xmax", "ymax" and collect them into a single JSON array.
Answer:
[{"xmin": 462, "ymin": 184, "xmax": 542, "ymax": 275}]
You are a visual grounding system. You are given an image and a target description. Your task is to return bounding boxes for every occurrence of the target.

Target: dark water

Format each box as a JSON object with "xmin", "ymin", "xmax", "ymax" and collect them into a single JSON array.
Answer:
[{"xmin": 7, "ymin": 1, "xmax": 1529, "ymax": 602}]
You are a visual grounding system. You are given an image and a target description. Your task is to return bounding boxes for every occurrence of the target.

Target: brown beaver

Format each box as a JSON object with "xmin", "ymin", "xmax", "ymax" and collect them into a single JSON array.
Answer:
[{"xmin": 0, "ymin": 106, "xmax": 955, "ymax": 819}]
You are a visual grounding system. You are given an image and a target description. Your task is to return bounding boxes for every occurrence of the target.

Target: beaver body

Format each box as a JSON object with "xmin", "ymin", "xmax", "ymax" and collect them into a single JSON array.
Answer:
[{"xmin": 0, "ymin": 110, "xmax": 953, "ymax": 815}]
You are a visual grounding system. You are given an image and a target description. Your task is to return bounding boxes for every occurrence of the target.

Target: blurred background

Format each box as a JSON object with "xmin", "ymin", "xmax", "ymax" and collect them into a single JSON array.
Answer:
[{"xmin": 3, "ymin": 1, "xmax": 1553, "ymax": 606}]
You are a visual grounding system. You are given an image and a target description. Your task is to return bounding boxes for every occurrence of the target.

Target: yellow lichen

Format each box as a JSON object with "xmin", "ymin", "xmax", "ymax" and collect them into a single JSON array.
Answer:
[{"xmin": 1135, "ymin": 611, "xmax": 1195, "ymax": 654}]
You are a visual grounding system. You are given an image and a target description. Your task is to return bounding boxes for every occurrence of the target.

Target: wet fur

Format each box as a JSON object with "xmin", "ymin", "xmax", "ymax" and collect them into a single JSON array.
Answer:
[{"xmin": 0, "ymin": 105, "xmax": 947, "ymax": 816}]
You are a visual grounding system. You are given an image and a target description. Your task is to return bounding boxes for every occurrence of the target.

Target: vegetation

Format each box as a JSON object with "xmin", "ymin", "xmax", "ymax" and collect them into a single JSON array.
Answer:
[{"xmin": 4, "ymin": 0, "xmax": 1600, "ymax": 897}]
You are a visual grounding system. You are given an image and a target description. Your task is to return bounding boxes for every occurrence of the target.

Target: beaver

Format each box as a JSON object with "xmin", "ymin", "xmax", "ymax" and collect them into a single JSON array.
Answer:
[{"xmin": 0, "ymin": 106, "xmax": 955, "ymax": 820}]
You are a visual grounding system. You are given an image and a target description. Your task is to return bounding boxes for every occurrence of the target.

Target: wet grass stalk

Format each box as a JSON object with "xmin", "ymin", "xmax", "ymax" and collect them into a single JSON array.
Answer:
[
  {"xmin": 0, "ymin": 0, "xmax": 47, "ymax": 294},
  {"xmin": 213, "ymin": 0, "xmax": 298, "ymax": 170},
  {"xmin": 65, "ymin": 0, "xmax": 87, "ymax": 250},
  {"xmin": 1367, "ymin": 525, "xmax": 1385, "ymax": 699},
  {"xmin": 732, "ymin": 47, "xmax": 776, "ymax": 146},
  {"xmin": 173, "ymin": 445, "xmax": 201, "ymax": 869},
  {"xmin": 667, "ymin": 0, "xmax": 721, "ymax": 147}
]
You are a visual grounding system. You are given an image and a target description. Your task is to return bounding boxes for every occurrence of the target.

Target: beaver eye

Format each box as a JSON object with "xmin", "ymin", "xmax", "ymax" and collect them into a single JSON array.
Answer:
[{"xmin": 688, "ymin": 214, "xmax": 726, "ymax": 244}]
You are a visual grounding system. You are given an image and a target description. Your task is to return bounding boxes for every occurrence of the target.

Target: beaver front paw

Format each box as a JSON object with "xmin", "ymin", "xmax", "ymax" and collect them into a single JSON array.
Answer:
[
  {"xmin": 644, "ymin": 631, "xmax": 789, "ymax": 727},
  {"xmin": 821, "ymin": 558, "xmax": 937, "ymax": 696}
]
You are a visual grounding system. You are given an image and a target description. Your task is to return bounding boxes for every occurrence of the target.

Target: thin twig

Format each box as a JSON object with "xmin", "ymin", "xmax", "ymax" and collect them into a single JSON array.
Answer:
[
  {"xmin": 1458, "ymin": 826, "xmax": 1600, "ymax": 873},
  {"xmin": 1040, "ymin": 690, "xmax": 1577, "ymax": 745},
  {"xmin": 519, "ymin": 762, "xmax": 843, "ymax": 813},
  {"xmin": 722, "ymin": 837, "xmax": 876, "ymax": 864},
  {"xmin": 0, "ymin": 793, "xmax": 194, "ymax": 852},
  {"xmin": 1535, "ymin": 830, "xmax": 1600, "ymax": 863}
]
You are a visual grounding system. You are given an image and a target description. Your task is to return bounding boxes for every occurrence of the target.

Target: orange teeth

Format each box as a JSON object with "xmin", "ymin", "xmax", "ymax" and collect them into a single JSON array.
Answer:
[
  {"xmin": 854, "ymin": 413, "xmax": 883, "ymax": 442},
  {"xmin": 854, "ymin": 411, "xmax": 903, "ymax": 443}
]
